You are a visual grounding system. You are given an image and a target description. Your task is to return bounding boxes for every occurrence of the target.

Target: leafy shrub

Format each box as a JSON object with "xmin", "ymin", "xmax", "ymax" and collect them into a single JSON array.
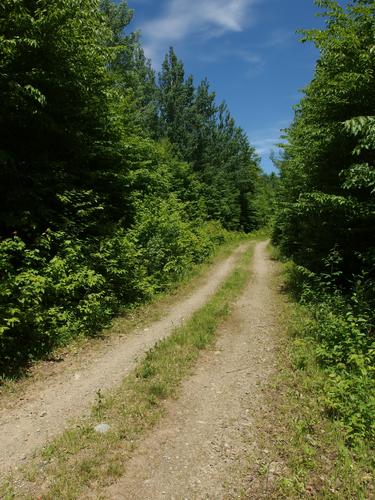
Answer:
[
  {"xmin": 284, "ymin": 262, "xmax": 375, "ymax": 444},
  {"xmin": 0, "ymin": 231, "xmax": 114, "ymax": 374},
  {"xmin": 127, "ymin": 196, "xmax": 232, "ymax": 292},
  {"xmin": 324, "ymin": 371, "xmax": 375, "ymax": 443},
  {"xmin": 0, "ymin": 207, "xmax": 232, "ymax": 377}
]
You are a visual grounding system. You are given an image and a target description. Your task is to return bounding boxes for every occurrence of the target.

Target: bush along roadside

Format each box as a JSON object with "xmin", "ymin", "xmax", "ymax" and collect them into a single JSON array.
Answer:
[
  {"xmin": 283, "ymin": 259, "xmax": 375, "ymax": 446},
  {"xmin": 0, "ymin": 216, "xmax": 234, "ymax": 380},
  {"xmin": 0, "ymin": 241, "xmax": 255, "ymax": 499},
  {"xmin": 271, "ymin": 254, "xmax": 375, "ymax": 498}
]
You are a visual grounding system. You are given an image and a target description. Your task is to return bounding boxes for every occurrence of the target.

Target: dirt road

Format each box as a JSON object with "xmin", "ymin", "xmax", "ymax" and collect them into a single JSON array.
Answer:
[
  {"xmin": 102, "ymin": 240, "xmax": 281, "ymax": 499},
  {"xmin": 0, "ymin": 243, "xmax": 249, "ymax": 478}
]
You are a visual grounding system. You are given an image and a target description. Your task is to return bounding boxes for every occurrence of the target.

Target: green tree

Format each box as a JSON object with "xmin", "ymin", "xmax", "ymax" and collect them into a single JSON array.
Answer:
[
  {"xmin": 275, "ymin": 0, "xmax": 375, "ymax": 277},
  {"xmin": 100, "ymin": 0, "xmax": 159, "ymax": 135},
  {"xmin": 253, "ymin": 173, "xmax": 280, "ymax": 228},
  {"xmin": 157, "ymin": 49, "xmax": 261, "ymax": 231},
  {"xmin": 0, "ymin": 0, "xmax": 132, "ymax": 239},
  {"xmin": 158, "ymin": 47, "xmax": 196, "ymax": 158}
]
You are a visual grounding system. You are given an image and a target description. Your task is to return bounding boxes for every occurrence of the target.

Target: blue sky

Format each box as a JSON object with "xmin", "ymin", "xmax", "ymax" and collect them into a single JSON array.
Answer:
[{"xmin": 127, "ymin": 0, "xmax": 327, "ymax": 173}]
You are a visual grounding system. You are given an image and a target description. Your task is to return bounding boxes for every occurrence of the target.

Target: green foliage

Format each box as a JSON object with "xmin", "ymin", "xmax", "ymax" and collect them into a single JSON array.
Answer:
[
  {"xmin": 274, "ymin": 1, "xmax": 375, "ymax": 445},
  {"xmin": 252, "ymin": 172, "xmax": 280, "ymax": 227},
  {"xmin": 274, "ymin": 0, "xmax": 375, "ymax": 278},
  {"xmin": 0, "ymin": 0, "xmax": 260, "ymax": 377},
  {"xmin": 284, "ymin": 263, "xmax": 375, "ymax": 445},
  {"xmin": 157, "ymin": 48, "xmax": 261, "ymax": 231},
  {"xmin": 0, "ymin": 0, "xmax": 122, "ymax": 238},
  {"xmin": 127, "ymin": 195, "xmax": 217, "ymax": 291},
  {"xmin": 0, "ymin": 216, "xmax": 231, "ymax": 377}
]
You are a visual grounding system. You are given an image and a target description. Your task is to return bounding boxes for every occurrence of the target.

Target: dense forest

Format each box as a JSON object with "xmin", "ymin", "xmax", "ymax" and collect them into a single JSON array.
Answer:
[
  {"xmin": 274, "ymin": 0, "xmax": 374, "ymax": 444},
  {"xmin": 0, "ymin": 0, "xmax": 268, "ymax": 376}
]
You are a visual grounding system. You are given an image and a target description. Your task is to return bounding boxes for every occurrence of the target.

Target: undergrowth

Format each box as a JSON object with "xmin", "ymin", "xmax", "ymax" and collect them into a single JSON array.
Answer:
[
  {"xmin": 0, "ymin": 217, "xmax": 234, "ymax": 379},
  {"xmin": 268, "ymin": 248, "xmax": 375, "ymax": 498},
  {"xmin": 284, "ymin": 259, "xmax": 375, "ymax": 446}
]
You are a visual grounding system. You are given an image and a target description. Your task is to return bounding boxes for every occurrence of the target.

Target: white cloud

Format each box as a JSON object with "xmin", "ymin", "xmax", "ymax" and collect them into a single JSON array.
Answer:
[
  {"xmin": 141, "ymin": 0, "xmax": 257, "ymax": 64},
  {"xmin": 259, "ymin": 29, "xmax": 293, "ymax": 49},
  {"xmin": 195, "ymin": 48, "xmax": 264, "ymax": 78},
  {"xmin": 251, "ymin": 133, "xmax": 285, "ymax": 173},
  {"xmin": 237, "ymin": 51, "xmax": 264, "ymax": 77},
  {"xmin": 251, "ymin": 124, "xmax": 288, "ymax": 158},
  {"xmin": 252, "ymin": 137, "xmax": 278, "ymax": 156}
]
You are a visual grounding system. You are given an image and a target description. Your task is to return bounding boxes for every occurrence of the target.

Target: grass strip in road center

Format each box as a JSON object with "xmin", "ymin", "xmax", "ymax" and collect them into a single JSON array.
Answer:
[{"xmin": 1, "ymin": 240, "xmax": 256, "ymax": 500}]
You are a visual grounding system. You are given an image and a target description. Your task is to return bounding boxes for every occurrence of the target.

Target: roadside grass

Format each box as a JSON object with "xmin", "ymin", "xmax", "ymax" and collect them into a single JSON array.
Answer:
[
  {"xmin": 0, "ymin": 239, "xmax": 257, "ymax": 499},
  {"xmin": 0, "ymin": 231, "xmax": 254, "ymax": 401},
  {"xmin": 252, "ymin": 247, "xmax": 375, "ymax": 499},
  {"xmin": 272, "ymin": 308, "xmax": 374, "ymax": 499}
]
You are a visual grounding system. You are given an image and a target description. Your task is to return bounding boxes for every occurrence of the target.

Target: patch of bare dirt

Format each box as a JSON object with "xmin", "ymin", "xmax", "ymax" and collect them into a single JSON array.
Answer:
[
  {"xmin": 101, "ymin": 240, "xmax": 283, "ymax": 499},
  {"xmin": 0, "ymin": 243, "xmax": 249, "ymax": 478}
]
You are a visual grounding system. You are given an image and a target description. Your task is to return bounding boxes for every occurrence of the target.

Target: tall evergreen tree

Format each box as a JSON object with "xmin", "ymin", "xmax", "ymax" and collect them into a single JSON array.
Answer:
[
  {"xmin": 157, "ymin": 49, "xmax": 261, "ymax": 231},
  {"xmin": 100, "ymin": 0, "xmax": 159, "ymax": 135},
  {"xmin": 158, "ymin": 47, "xmax": 196, "ymax": 158}
]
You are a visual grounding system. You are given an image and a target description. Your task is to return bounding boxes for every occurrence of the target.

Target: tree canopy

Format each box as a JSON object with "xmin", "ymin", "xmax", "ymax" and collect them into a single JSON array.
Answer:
[{"xmin": 275, "ymin": 0, "xmax": 375, "ymax": 280}]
